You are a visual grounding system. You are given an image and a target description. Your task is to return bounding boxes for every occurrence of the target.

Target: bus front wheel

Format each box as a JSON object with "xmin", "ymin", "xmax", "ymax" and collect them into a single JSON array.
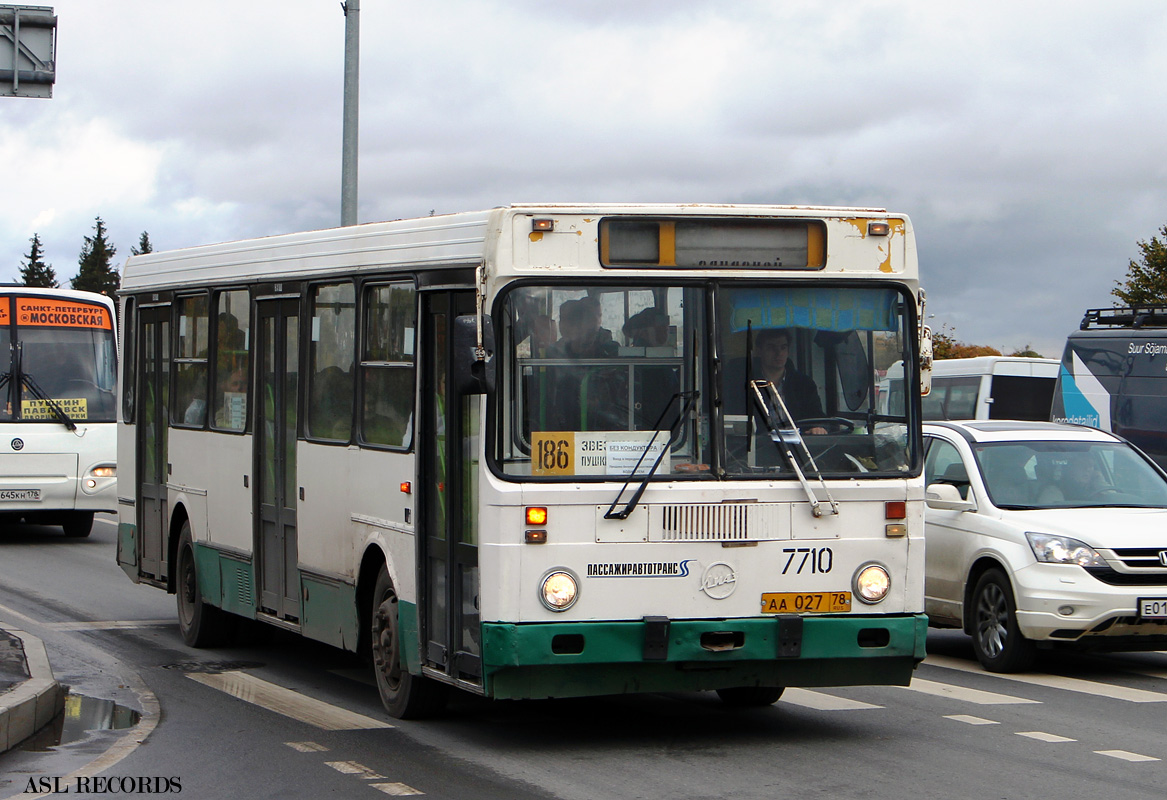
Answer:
[
  {"xmin": 176, "ymin": 523, "xmax": 232, "ymax": 647},
  {"xmin": 370, "ymin": 565, "xmax": 448, "ymax": 719},
  {"xmin": 716, "ymin": 686, "xmax": 785, "ymax": 707}
]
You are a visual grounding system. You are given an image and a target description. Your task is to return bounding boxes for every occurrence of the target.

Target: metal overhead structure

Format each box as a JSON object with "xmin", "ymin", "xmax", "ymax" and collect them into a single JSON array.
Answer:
[{"xmin": 0, "ymin": 4, "xmax": 56, "ymax": 99}]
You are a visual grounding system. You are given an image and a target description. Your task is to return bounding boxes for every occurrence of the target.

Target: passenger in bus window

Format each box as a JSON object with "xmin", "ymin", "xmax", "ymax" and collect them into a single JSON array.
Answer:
[
  {"xmin": 553, "ymin": 298, "xmax": 617, "ymax": 358},
  {"xmin": 622, "ymin": 307, "xmax": 671, "ymax": 349},
  {"xmin": 755, "ymin": 328, "xmax": 827, "ymax": 434},
  {"xmin": 623, "ymin": 308, "xmax": 680, "ymax": 429}
]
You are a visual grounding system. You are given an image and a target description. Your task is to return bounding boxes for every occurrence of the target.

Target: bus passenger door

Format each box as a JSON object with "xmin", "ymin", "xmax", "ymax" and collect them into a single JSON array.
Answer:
[
  {"xmin": 255, "ymin": 298, "xmax": 300, "ymax": 622},
  {"xmin": 137, "ymin": 306, "xmax": 170, "ymax": 583},
  {"xmin": 420, "ymin": 290, "xmax": 481, "ymax": 686}
]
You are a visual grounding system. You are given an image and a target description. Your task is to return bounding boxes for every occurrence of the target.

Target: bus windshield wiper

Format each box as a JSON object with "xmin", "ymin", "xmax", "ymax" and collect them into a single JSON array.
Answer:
[
  {"xmin": 750, "ymin": 380, "xmax": 838, "ymax": 517},
  {"xmin": 19, "ymin": 372, "xmax": 78, "ymax": 431},
  {"xmin": 603, "ymin": 390, "xmax": 699, "ymax": 521}
]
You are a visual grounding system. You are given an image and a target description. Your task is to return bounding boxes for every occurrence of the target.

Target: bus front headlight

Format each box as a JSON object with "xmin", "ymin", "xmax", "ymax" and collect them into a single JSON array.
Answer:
[
  {"xmin": 540, "ymin": 570, "xmax": 579, "ymax": 611},
  {"xmin": 852, "ymin": 563, "xmax": 891, "ymax": 604}
]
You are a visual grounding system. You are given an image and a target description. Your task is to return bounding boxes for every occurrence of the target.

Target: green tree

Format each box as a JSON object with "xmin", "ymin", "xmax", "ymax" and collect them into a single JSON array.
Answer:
[
  {"xmin": 932, "ymin": 323, "xmax": 1002, "ymax": 359},
  {"xmin": 1008, "ymin": 344, "xmax": 1045, "ymax": 358},
  {"xmin": 17, "ymin": 233, "xmax": 59, "ymax": 287},
  {"xmin": 71, "ymin": 216, "xmax": 120, "ymax": 295},
  {"xmin": 131, "ymin": 231, "xmax": 153, "ymax": 256},
  {"xmin": 1113, "ymin": 223, "xmax": 1167, "ymax": 306}
]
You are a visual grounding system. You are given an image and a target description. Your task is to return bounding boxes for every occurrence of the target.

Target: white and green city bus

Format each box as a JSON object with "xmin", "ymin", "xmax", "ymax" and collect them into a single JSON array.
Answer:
[
  {"xmin": 1, "ymin": 287, "xmax": 118, "ymax": 538},
  {"xmin": 116, "ymin": 204, "xmax": 932, "ymax": 717}
]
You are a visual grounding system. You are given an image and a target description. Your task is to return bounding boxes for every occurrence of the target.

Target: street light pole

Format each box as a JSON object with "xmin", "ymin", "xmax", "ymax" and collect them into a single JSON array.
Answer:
[{"xmin": 341, "ymin": 0, "xmax": 359, "ymax": 226}]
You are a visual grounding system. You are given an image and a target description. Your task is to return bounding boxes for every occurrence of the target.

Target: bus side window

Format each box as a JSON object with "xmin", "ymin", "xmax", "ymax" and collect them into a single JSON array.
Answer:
[
  {"xmin": 174, "ymin": 293, "xmax": 210, "ymax": 428},
  {"xmin": 122, "ymin": 298, "xmax": 136, "ymax": 423},
  {"xmin": 212, "ymin": 290, "xmax": 250, "ymax": 432},
  {"xmin": 307, "ymin": 282, "xmax": 356, "ymax": 442},
  {"xmin": 360, "ymin": 282, "xmax": 416, "ymax": 449}
]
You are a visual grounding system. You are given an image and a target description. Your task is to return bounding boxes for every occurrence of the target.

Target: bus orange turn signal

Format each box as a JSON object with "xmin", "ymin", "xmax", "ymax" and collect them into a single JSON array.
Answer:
[{"xmin": 526, "ymin": 506, "xmax": 548, "ymax": 525}]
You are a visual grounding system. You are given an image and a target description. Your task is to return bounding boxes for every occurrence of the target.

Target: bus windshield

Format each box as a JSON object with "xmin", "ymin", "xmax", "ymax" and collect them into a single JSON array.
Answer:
[
  {"xmin": 494, "ymin": 282, "xmax": 914, "ymax": 480},
  {"xmin": 1, "ymin": 297, "xmax": 118, "ymax": 424}
]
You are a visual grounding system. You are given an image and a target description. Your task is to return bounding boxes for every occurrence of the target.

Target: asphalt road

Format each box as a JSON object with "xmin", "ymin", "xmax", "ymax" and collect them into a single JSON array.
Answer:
[{"xmin": 2, "ymin": 515, "xmax": 1166, "ymax": 800}]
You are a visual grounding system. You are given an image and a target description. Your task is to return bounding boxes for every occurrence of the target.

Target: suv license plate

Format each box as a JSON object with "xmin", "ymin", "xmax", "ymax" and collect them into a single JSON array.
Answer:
[
  {"xmin": 0, "ymin": 489, "xmax": 41, "ymax": 501},
  {"xmin": 761, "ymin": 592, "xmax": 852, "ymax": 614},
  {"xmin": 1138, "ymin": 598, "xmax": 1167, "ymax": 620}
]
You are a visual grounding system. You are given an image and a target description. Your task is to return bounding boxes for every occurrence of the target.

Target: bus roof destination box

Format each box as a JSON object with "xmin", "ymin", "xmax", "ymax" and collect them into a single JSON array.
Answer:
[{"xmin": 1052, "ymin": 305, "xmax": 1167, "ymax": 469}]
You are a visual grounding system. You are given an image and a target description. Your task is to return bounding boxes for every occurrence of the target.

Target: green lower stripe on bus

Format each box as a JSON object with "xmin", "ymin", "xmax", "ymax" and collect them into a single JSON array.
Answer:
[{"xmin": 481, "ymin": 615, "xmax": 927, "ymax": 701}]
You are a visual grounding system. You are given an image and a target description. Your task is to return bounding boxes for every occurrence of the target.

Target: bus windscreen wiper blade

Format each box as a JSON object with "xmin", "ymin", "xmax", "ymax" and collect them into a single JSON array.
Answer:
[
  {"xmin": 19, "ymin": 372, "xmax": 78, "ymax": 431},
  {"xmin": 603, "ymin": 390, "xmax": 699, "ymax": 521},
  {"xmin": 750, "ymin": 380, "xmax": 837, "ymax": 517}
]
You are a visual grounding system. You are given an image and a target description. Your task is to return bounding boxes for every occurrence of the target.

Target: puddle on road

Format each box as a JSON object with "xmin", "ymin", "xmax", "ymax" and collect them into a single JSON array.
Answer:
[{"xmin": 21, "ymin": 693, "xmax": 141, "ymax": 752}]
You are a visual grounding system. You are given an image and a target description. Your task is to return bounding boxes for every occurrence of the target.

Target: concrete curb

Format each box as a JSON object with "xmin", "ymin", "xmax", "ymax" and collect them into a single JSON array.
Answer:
[{"xmin": 0, "ymin": 628, "xmax": 66, "ymax": 755}]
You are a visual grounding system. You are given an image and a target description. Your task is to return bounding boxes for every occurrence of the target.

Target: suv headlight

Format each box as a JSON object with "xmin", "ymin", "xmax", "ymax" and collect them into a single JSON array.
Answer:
[{"xmin": 1026, "ymin": 532, "xmax": 1107, "ymax": 567}]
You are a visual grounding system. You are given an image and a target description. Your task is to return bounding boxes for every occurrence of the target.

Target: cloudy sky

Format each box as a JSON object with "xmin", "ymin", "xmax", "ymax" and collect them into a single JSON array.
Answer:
[{"xmin": 3, "ymin": 1, "xmax": 1166, "ymax": 358}]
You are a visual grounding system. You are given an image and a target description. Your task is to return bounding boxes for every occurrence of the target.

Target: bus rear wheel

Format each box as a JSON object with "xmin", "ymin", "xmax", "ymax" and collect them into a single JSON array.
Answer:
[
  {"xmin": 370, "ymin": 565, "xmax": 448, "ymax": 719},
  {"xmin": 176, "ymin": 522, "xmax": 232, "ymax": 647},
  {"xmin": 62, "ymin": 512, "xmax": 94, "ymax": 538},
  {"xmin": 715, "ymin": 686, "xmax": 785, "ymax": 707}
]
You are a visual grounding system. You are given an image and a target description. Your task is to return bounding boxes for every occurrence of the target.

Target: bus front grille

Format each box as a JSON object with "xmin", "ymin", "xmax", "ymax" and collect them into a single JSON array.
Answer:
[{"xmin": 652, "ymin": 503, "xmax": 788, "ymax": 542}]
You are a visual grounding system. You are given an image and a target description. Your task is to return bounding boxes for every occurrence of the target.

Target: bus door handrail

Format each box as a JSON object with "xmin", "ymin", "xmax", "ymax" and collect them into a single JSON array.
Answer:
[{"xmin": 749, "ymin": 379, "xmax": 838, "ymax": 518}]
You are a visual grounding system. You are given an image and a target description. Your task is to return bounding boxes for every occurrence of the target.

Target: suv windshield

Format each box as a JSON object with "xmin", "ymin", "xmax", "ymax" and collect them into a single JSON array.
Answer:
[
  {"xmin": 493, "ymin": 282, "xmax": 916, "ymax": 481},
  {"xmin": 1, "ymin": 298, "xmax": 118, "ymax": 424},
  {"xmin": 973, "ymin": 439, "xmax": 1167, "ymax": 509}
]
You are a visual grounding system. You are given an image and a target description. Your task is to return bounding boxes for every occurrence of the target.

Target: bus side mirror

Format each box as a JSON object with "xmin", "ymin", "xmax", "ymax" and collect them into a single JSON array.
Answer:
[
  {"xmin": 453, "ymin": 314, "xmax": 495, "ymax": 396},
  {"xmin": 920, "ymin": 325, "xmax": 933, "ymax": 396}
]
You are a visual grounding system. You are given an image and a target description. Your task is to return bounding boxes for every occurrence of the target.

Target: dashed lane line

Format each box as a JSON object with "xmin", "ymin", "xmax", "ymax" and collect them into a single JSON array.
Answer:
[
  {"xmin": 906, "ymin": 677, "xmax": 1039, "ymax": 705},
  {"xmin": 925, "ymin": 654, "xmax": 1167, "ymax": 703},
  {"xmin": 944, "ymin": 714, "xmax": 999, "ymax": 725},
  {"xmin": 781, "ymin": 688, "xmax": 882, "ymax": 710},
  {"xmin": 1095, "ymin": 750, "xmax": 1160, "ymax": 762},
  {"xmin": 326, "ymin": 761, "xmax": 387, "ymax": 780},
  {"xmin": 286, "ymin": 741, "xmax": 331, "ymax": 753},
  {"xmin": 1017, "ymin": 731, "xmax": 1076, "ymax": 743},
  {"xmin": 370, "ymin": 783, "xmax": 425, "ymax": 796},
  {"xmin": 188, "ymin": 670, "xmax": 394, "ymax": 730}
]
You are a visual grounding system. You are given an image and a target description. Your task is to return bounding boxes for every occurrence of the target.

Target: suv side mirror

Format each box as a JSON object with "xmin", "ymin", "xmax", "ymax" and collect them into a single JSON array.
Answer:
[
  {"xmin": 452, "ymin": 313, "xmax": 495, "ymax": 396},
  {"xmin": 925, "ymin": 482, "xmax": 977, "ymax": 511}
]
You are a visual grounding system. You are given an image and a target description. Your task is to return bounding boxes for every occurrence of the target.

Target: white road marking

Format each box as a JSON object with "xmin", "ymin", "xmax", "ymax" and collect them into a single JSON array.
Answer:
[
  {"xmin": 1095, "ymin": 750, "xmax": 1160, "ymax": 762},
  {"xmin": 286, "ymin": 741, "xmax": 330, "ymax": 753},
  {"xmin": 944, "ymin": 714, "xmax": 998, "ymax": 725},
  {"xmin": 926, "ymin": 654, "xmax": 1167, "ymax": 703},
  {"xmin": 781, "ymin": 688, "xmax": 882, "ymax": 710},
  {"xmin": 907, "ymin": 677, "xmax": 1039, "ymax": 705},
  {"xmin": 1016, "ymin": 731, "xmax": 1076, "ymax": 743},
  {"xmin": 370, "ymin": 783, "xmax": 425, "ymax": 796},
  {"xmin": 326, "ymin": 761, "xmax": 386, "ymax": 779},
  {"xmin": 40, "ymin": 619, "xmax": 175, "ymax": 630},
  {"xmin": 187, "ymin": 670, "xmax": 393, "ymax": 730}
]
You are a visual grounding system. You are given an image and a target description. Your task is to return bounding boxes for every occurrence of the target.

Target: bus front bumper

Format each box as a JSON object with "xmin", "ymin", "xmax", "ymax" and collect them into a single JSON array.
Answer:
[{"xmin": 481, "ymin": 613, "xmax": 927, "ymax": 701}]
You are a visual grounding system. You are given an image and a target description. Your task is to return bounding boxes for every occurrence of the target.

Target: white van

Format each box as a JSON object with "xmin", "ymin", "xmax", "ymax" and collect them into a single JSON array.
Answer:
[{"xmin": 881, "ymin": 356, "xmax": 1059, "ymax": 422}]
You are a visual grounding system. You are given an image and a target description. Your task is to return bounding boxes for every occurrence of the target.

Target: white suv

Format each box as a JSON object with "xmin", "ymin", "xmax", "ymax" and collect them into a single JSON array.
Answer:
[{"xmin": 922, "ymin": 420, "xmax": 1167, "ymax": 671}]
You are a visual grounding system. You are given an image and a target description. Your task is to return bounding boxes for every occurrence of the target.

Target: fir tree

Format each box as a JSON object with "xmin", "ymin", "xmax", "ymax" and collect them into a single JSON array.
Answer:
[
  {"xmin": 71, "ymin": 216, "xmax": 120, "ymax": 295},
  {"xmin": 18, "ymin": 233, "xmax": 59, "ymax": 287},
  {"xmin": 131, "ymin": 231, "xmax": 153, "ymax": 256}
]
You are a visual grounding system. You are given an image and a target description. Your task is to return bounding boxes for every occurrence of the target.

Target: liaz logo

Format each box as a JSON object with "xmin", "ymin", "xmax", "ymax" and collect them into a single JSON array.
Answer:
[{"xmin": 699, "ymin": 562, "xmax": 737, "ymax": 599}]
